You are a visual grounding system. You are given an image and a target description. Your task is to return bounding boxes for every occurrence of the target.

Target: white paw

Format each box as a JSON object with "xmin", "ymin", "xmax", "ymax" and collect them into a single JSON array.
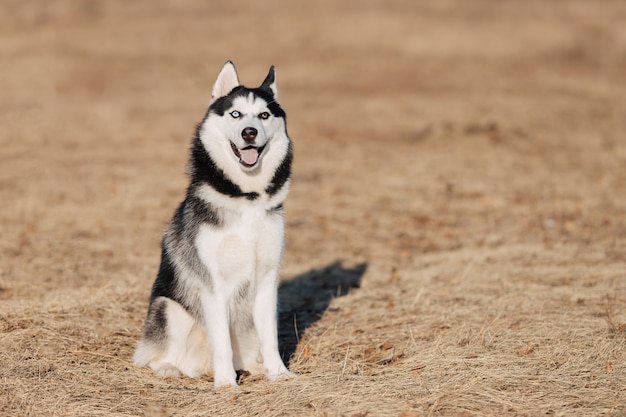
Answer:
[
  {"xmin": 153, "ymin": 364, "xmax": 182, "ymax": 378},
  {"xmin": 213, "ymin": 370, "xmax": 238, "ymax": 388},
  {"xmin": 267, "ymin": 368, "xmax": 297, "ymax": 381},
  {"xmin": 214, "ymin": 378, "xmax": 238, "ymax": 388}
]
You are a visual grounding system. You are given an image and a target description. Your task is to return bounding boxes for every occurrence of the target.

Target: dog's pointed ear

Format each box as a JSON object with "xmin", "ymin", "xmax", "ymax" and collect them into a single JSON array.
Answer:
[
  {"xmin": 211, "ymin": 61, "xmax": 240, "ymax": 102},
  {"xmin": 260, "ymin": 65, "xmax": 278, "ymax": 98}
]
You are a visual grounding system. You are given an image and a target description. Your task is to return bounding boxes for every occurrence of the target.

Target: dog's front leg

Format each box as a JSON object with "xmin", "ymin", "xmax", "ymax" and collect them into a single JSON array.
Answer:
[
  {"xmin": 202, "ymin": 293, "xmax": 237, "ymax": 388},
  {"xmin": 253, "ymin": 271, "xmax": 296, "ymax": 381}
]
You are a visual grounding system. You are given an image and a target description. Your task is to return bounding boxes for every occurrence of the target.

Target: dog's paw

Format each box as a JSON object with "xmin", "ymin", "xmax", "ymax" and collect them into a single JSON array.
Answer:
[
  {"xmin": 213, "ymin": 377, "xmax": 238, "ymax": 388},
  {"xmin": 213, "ymin": 370, "xmax": 238, "ymax": 388},
  {"xmin": 267, "ymin": 368, "xmax": 297, "ymax": 381},
  {"xmin": 153, "ymin": 364, "xmax": 182, "ymax": 378}
]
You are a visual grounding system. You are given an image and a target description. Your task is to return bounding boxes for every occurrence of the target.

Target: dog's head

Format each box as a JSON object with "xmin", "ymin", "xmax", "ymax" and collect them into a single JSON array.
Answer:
[{"xmin": 199, "ymin": 62, "xmax": 289, "ymax": 175}]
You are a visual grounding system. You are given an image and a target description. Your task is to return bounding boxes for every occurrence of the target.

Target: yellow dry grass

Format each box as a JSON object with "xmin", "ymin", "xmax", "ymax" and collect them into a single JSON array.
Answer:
[{"xmin": 1, "ymin": 0, "xmax": 625, "ymax": 416}]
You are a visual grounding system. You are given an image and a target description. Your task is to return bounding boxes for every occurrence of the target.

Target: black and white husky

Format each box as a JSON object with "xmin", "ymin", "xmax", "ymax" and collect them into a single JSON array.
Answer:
[{"xmin": 133, "ymin": 62, "xmax": 295, "ymax": 387}]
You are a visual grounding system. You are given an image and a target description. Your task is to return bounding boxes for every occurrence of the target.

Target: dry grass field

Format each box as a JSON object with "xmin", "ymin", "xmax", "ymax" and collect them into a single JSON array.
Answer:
[{"xmin": 1, "ymin": 0, "xmax": 626, "ymax": 416}]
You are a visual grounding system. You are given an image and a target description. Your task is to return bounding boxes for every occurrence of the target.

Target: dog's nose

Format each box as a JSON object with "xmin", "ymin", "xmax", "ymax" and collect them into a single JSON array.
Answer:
[{"xmin": 241, "ymin": 127, "xmax": 258, "ymax": 143}]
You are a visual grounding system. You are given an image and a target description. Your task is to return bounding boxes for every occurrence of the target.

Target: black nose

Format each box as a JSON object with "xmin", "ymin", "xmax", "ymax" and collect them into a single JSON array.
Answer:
[{"xmin": 241, "ymin": 127, "xmax": 258, "ymax": 143}]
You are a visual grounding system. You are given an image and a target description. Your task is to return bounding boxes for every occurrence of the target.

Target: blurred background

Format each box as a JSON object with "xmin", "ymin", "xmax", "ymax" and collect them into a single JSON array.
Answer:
[{"xmin": 2, "ymin": 0, "xmax": 624, "ymax": 291}]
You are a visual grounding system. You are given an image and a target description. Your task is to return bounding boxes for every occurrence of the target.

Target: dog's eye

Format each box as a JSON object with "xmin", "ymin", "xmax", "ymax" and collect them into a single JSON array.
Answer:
[
  {"xmin": 259, "ymin": 112, "xmax": 270, "ymax": 120},
  {"xmin": 230, "ymin": 110, "xmax": 241, "ymax": 118}
]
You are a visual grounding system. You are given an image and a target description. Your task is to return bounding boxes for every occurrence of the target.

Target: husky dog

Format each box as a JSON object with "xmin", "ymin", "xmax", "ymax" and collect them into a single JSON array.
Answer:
[{"xmin": 133, "ymin": 62, "xmax": 295, "ymax": 387}]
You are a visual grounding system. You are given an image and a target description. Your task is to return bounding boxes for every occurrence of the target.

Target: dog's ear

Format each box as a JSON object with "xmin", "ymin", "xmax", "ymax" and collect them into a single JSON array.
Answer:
[
  {"xmin": 260, "ymin": 65, "xmax": 278, "ymax": 98},
  {"xmin": 211, "ymin": 61, "xmax": 240, "ymax": 102}
]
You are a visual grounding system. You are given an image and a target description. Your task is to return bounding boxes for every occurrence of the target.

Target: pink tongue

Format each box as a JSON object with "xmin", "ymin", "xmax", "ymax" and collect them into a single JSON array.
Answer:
[{"xmin": 239, "ymin": 148, "xmax": 259, "ymax": 165}]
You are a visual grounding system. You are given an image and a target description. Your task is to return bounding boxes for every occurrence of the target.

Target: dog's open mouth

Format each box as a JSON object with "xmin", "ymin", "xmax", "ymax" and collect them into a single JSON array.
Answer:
[{"xmin": 230, "ymin": 142, "xmax": 266, "ymax": 167}]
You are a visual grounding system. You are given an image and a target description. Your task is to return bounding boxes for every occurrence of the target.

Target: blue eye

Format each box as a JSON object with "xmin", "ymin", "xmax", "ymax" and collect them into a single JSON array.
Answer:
[{"xmin": 230, "ymin": 110, "xmax": 241, "ymax": 118}]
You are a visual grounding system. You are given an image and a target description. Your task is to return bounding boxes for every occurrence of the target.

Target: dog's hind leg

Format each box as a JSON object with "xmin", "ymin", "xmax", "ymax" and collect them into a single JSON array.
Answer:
[
  {"xmin": 134, "ymin": 297, "xmax": 210, "ymax": 378},
  {"xmin": 231, "ymin": 325, "xmax": 264, "ymax": 375}
]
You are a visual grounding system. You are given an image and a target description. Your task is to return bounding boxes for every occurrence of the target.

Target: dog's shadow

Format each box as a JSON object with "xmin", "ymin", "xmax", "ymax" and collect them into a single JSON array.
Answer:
[{"xmin": 277, "ymin": 261, "xmax": 367, "ymax": 363}]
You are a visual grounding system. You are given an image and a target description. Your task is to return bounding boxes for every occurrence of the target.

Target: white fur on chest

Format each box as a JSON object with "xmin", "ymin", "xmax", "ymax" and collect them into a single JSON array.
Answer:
[{"xmin": 195, "ymin": 204, "xmax": 284, "ymax": 294}]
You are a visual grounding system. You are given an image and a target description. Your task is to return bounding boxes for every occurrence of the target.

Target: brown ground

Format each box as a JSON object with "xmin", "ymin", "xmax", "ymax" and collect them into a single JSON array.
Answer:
[{"xmin": 1, "ymin": 1, "xmax": 626, "ymax": 416}]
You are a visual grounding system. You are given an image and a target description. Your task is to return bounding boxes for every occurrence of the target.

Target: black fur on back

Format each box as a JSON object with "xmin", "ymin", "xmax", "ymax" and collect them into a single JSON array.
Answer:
[{"xmin": 148, "ymin": 196, "xmax": 220, "ymax": 319}]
